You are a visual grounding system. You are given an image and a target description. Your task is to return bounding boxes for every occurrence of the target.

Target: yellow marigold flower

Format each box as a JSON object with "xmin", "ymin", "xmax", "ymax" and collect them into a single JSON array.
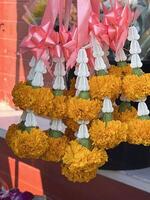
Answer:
[
  {"xmin": 6, "ymin": 124, "xmax": 49, "ymax": 159},
  {"xmin": 62, "ymin": 140, "xmax": 108, "ymax": 172},
  {"xmin": 61, "ymin": 164, "xmax": 98, "ymax": 183},
  {"xmin": 108, "ymin": 65, "xmax": 132, "ymax": 77},
  {"xmin": 122, "ymin": 74, "xmax": 150, "ymax": 101},
  {"xmin": 12, "ymin": 82, "xmax": 54, "ymax": 116},
  {"xmin": 49, "ymin": 96, "xmax": 67, "ymax": 119},
  {"xmin": 89, "ymin": 120, "xmax": 127, "ymax": 149},
  {"xmin": 114, "ymin": 106, "xmax": 137, "ymax": 122},
  {"xmin": 89, "ymin": 75, "xmax": 121, "ymax": 100},
  {"xmin": 67, "ymin": 97, "xmax": 101, "ymax": 121},
  {"xmin": 127, "ymin": 119, "xmax": 150, "ymax": 146},
  {"xmin": 41, "ymin": 135, "xmax": 68, "ymax": 162}
]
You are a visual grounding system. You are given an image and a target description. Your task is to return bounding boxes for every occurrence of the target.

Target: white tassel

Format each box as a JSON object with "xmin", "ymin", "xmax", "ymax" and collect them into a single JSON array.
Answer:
[
  {"xmin": 53, "ymin": 76, "xmax": 66, "ymax": 90},
  {"xmin": 128, "ymin": 26, "xmax": 140, "ymax": 41},
  {"xmin": 76, "ymin": 49, "xmax": 88, "ymax": 63},
  {"xmin": 34, "ymin": 60, "xmax": 47, "ymax": 73},
  {"xmin": 75, "ymin": 76, "xmax": 89, "ymax": 91},
  {"xmin": 77, "ymin": 63, "xmax": 90, "ymax": 77},
  {"xmin": 32, "ymin": 72, "xmax": 44, "ymax": 87},
  {"xmin": 129, "ymin": 40, "xmax": 141, "ymax": 54},
  {"xmin": 137, "ymin": 101, "xmax": 149, "ymax": 116},
  {"xmin": 131, "ymin": 54, "xmax": 143, "ymax": 68},
  {"xmin": 29, "ymin": 56, "xmax": 36, "ymax": 68},
  {"xmin": 102, "ymin": 97, "xmax": 114, "ymax": 113},
  {"xmin": 27, "ymin": 67, "xmax": 35, "ymax": 81},
  {"xmin": 20, "ymin": 111, "xmax": 27, "ymax": 122},
  {"xmin": 50, "ymin": 119, "xmax": 67, "ymax": 133},
  {"xmin": 94, "ymin": 57, "xmax": 107, "ymax": 71},
  {"xmin": 93, "ymin": 42, "xmax": 104, "ymax": 57},
  {"xmin": 25, "ymin": 110, "xmax": 37, "ymax": 127},
  {"xmin": 76, "ymin": 121, "xmax": 89, "ymax": 139},
  {"xmin": 54, "ymin": 61, "xmax": 66, "ymax": 76},
  {"xmin": 115, "ymin": 48, "xmax": 127, "ymax": 62}
]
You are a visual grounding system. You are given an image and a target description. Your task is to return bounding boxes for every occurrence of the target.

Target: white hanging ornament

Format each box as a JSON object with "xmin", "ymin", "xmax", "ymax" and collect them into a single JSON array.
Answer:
[
  {"xmin": 54, "ymin": 61, "xmax": 66, "ymax": 76},
  {"xmin": 34, "ymin": 60, "xmax": 47, "ymax": 73},
  {"xmin": 25, "ymin": 110, "xmax": 37, "ymax": 127},
  {"xmin": 94, "ymin": 56, "xmax": 107, "ymax": 71},
  {"xmin": 102, "ymin": 97, "xmax": 114, "ymax": 113},
  {"xmin": 93, "ymin": 42, "xmax": 104, "ymax": 57},
  {"xmin": 76, "ymin": 76, "xmax": 89, "ymax": 91},
  {"xmin": 53, "ymin": 76, "xmax": 66, "ymax": 90},
  {"xmin": 127, "ymin": 26, "xmax": 140, "ymax": 41},
  {"xmin": 20, "ymin": 111, "xmax": 27, "ymax": 122},
  {"xmin": 76, "ymin": 123, "xmax": 89, "ymax": 139},
  {"xmin": 131, "ymin": 54, "xmax": 143, "ymax": 68},
  {"xmin": 76, "ymin": 48, "xmax": 88, "ymax": 63},
  {"xmin": 77, "ymin": 63, "xmax": 90, "ymax": 77},
  {"xmin": 29, "ymin": 56, "xmax": 36, "ymax": 67},
  {"xmin": 50, "ymin": 119, "xmax": 67, "ymax": 133},
  {"xmin": 27, "ymin": 67, "xmax": 35, "ymax": 81},
  {"xmin": 129, "ymin": 40, "xmax": 141, "ymax": 54},
  {"xmin": 115, "ymin": 48, "xmax": 127, "ymax": 62},
  {"xmin": 137, "ymin": 101, "xmax": 150, "ymax": 117},
  {"xmin": 31, "ymin": 72, "xmax": 44, "ymax": 87}
]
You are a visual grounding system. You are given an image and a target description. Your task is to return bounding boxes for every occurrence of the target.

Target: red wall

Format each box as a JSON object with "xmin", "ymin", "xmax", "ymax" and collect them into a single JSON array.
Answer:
[{"xmin": 0, "ymin": 0, "xmax": 30, "ymax": 105}]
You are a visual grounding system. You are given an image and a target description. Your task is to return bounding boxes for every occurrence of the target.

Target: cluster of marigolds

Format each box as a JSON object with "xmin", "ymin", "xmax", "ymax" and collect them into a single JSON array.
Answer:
[{"xmin": 5, "ymin": 0, "xmax": 150, "ymax": 183}]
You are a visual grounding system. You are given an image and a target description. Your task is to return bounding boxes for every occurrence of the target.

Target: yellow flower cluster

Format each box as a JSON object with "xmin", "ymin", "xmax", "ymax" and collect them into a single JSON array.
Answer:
[
  {"xmin": 63, "ymin": 118, "xmax": 79, "ymax": 140},
  {"xmin": 41, "ymin": 135, "xmax": 68, "ymax": 162},
  {"xmin": 12, "ymin": 82, "xmax": 54, "ymax": 116},
  {"xmin": 67, "ymin": 97, "xmax": 101, "ymax": 121},
  {"xmin": 61, "ymin": 140, "xmax": 108, "ymax": 182},
  {"xmin": 49, "ymin": 96, "xmax": 67, "ymax": 119},
  {"xmin": 108, "ymin": 65, "xmax": 132, "ymax": 77},
  {"xmin": 89, "ymin": 75, "xmax": 121, "ymax": 100},
  {"xmin": 122, "ymin": 74, "xmax": 150, "ymax": 100},
  {"xmin": 114, "ymin": 106, "xmax": 137, "ymax": 122},
  {"xmin": 89, "ymin": 120, "xmax": 127, "ymax": 149},
  {"xmin": 6, "ymin": 124, "xmax": 49, "ymax": 159},
  {"xmin": 127, "ymin": 119, "xmax": 150, "ymax": 146}
]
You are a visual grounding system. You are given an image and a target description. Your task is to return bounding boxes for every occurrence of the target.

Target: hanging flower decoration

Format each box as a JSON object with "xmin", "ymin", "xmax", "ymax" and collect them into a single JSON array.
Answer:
[
  {"xmin": 61, "ymin": 140, "xmax": 108, "ymax": 183},
  {"xmin": 89, "ymin": 98, "xmax": 127, "ymax": 149},
  {"xmin": 12, "ymin": 82, "xmax": 54, "ymax": 117}
]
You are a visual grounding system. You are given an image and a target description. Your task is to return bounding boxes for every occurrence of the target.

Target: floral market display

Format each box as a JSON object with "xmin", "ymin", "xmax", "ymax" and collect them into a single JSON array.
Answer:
[{"xmin": 5, "ymin": 0, "xmax": 150, "ymax": 183}]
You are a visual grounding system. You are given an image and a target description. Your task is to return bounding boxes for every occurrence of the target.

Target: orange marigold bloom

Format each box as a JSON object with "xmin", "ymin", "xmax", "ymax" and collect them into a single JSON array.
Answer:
[
  {"xmin": 49, "ymin": 96, "xmax": 67, "ymax": 119},
  {"xmin": 127, "ymin": 119, "xmax": 150, "ymax": 146},
  {"xmin": 108, "ymin": 65, "xmax": 132, "ymax": 77},
  {"xmin": 89, "ymin": 120, "xmax": 127, "ymax": 149},
  {"xmin": 6, "ymin": 124, "xmax": 49, "ymax": 159},
  {"xmin": 41, "ymin": 135, "xmax": 68, "ymax": 162},
  {"xmin": 67, "ymin": 97, "xmax": 101, "ymax": 121},
  {"xmin": 12, "ymin": 82, "xmax": 54, "ymax": 116},
  {"xmin": 114, "ymin": 106, "xmax": 137, "ymax": 122},
  {"xmin": 89, "ymin": 75, "xmax": 121, "ymax": 100},
  {"xmin": 122, "ymin": 74, "xmax": 150, "ymax": 101},
  {"xmin": 62, "ymin": 140, "xmax": 108, "ymax": 182}
]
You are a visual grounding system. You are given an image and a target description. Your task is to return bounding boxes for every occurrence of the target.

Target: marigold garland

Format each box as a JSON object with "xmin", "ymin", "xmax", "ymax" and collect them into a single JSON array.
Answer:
[
  {"xmin": 108, "ymin": 65, "xmax": 132, "ymax": 77},
  {"xmin": 122, "ymin": 74, "xmax": 150, "ymax": 100},
  {"xmin": 127, "ymin": 119, "xmax": 150, "ymax": 146},
  {"xmin": 114, "ymin": 106, "xmax": 137, "ymax": 122},
  {"xmin": 61, "ymin": 164, "xmax": 98, "ymax": 183},
  {"xmin": 89, "ymin": 120, "xmax": 127, "ymax": 149},
  {"xmin": 41, "ymin": 135, "xmax": 68, "ymax": 162},
  {"xmin": 65, "ymin": 78, "xmax": 76, "ymax": 97},
  {"xmin": 12, "ymin": 82, "xmax": 54, "ymax": 116},
  {"xmin": 6, "ymin": 124, "xmax": 49, "ymax": 159},
  {"xmin": 67, "ymin": 97, "xmax": 101, "ymax": 121},
  {"xmin": 61, "ymin": 140, "xmax": 108, "ymax": 182},
  {"xmin": 49, "ymin": 96, "xmax": 67, "ymax": 119},
  {"xmin": 89, "ymin": 75, "xmax": 122, "ymax": 100}
]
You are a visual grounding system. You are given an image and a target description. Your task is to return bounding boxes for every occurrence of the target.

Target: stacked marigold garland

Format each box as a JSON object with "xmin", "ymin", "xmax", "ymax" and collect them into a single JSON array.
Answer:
[{"xmin": 6, "ymin": 1, "xmax": 150, "ymax": 183}]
